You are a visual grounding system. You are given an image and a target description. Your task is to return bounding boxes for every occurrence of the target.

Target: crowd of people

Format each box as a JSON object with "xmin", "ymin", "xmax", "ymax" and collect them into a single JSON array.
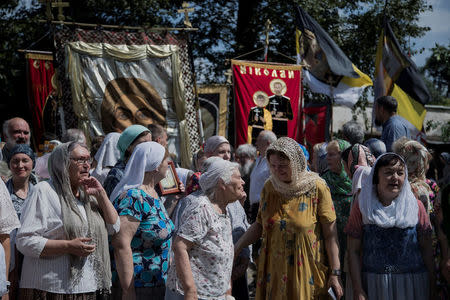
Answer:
[{"xmin": 0, "ymin": 95, "xmax": 449, "ymax": 300}]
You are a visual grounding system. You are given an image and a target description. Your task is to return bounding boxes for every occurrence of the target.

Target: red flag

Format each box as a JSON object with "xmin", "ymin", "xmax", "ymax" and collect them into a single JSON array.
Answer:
[
  {"xmin": 26, "ymin": 52, "xmax": 55, "ymax": 145},
  {"xmin": 232, "ymin": 60, "xmax": 302, "ymax": 145}
]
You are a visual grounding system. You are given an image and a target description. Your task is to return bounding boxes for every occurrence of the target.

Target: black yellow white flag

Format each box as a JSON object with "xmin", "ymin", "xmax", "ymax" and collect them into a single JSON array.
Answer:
[{"xmin": 374, "ymin": 20, "xmax": 430, "ymax": 131}]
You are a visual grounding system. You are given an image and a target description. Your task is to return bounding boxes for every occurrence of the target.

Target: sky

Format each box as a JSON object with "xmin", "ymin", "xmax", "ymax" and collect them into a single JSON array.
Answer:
[{"xmin": 411, "ymin": 0, "xmax": 450, "ymax": 67}]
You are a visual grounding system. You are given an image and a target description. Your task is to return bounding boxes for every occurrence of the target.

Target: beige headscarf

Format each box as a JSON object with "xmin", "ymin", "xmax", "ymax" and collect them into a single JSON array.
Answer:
[
  {"xmin": 266, "ymin": 137, "xmax": 324, "ymax": 198},
  {"xmin": 48, "ymin": 142, "xmax": 111, "ymax": 291}
]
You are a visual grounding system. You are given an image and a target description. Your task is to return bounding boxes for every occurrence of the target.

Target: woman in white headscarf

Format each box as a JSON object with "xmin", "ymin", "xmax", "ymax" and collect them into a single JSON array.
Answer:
[
  {"xmin": 110, "ymin": 142, "xmax": 174, "ymax": 300},
  {"xmin": 16, "ymin": 141, "xmax": 119, "ymax": 299},
  {"xmin": 91, "ymin": 132, "xmax": 121, "ymax": 185},
  {"xmin": 165, "ymin": 157, "xmax": 246, "ymax": 300},
  {"xmin": 345, "ymin": 153, "xmax": 435, "ymax": 300}
]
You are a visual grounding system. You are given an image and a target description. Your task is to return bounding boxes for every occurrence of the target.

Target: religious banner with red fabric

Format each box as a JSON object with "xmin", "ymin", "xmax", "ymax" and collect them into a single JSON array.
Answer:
[
  {"xmin": 26, "ymin": 52, "xmax": 56, "ymax": 146},
  {"xmin": 232, "ymin": 60, "xmax": 302, "ymax": 146}
]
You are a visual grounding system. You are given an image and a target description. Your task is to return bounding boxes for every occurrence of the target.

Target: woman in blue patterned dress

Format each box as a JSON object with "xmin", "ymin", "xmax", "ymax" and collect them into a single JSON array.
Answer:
[{"xmin": 110, "ymin": 142, "xmax": 175, "ymax": 299}]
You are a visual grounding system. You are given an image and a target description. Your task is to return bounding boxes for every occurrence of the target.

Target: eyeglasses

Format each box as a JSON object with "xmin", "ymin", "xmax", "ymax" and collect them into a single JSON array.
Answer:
[{"xmin": 70, "ymin": 157, "xmax": 93, "ymax": 165}]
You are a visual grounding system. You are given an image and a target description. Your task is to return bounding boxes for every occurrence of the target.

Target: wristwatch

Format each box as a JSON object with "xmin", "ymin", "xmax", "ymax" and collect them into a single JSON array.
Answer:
[{"xmin": 331, "ymin": 269, "xmax": 342, "ymax": 276}]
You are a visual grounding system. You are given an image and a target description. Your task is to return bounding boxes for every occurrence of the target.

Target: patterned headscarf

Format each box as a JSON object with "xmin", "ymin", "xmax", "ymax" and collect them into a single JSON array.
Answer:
[
  {"xmin": 6, "ymin": 144, "xmax": 36, "ymax": 168},
  {"xmin": 266, "ymin": 137, "xmax": 324, "ymax": 198},
  {"xmin": 346, "ymin": 144, "xmax": 376, "ymax": 177},
  {"xmin": 48, "ymin": 142, "xmax": 111, "ymax": 291},
  {"xmin": 393, "ymin": 138, "xmax": 431, "ymax": 181}
]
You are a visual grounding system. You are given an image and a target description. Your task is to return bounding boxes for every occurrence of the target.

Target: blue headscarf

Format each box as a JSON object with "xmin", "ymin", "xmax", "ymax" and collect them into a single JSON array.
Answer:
[
  {"xmin": 7, "ymin": 144, "xmax": 36, "ymax": 168},
  {"xmin": 298, "ymin": 143, "xmax": 310, "ymax": 171}
]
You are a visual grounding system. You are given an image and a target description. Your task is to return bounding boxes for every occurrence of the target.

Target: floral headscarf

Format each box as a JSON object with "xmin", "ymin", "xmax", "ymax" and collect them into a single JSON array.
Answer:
[
  {"xmin": 266, "ymin": 137, "xmax": 324, "ymax": 198},
  {"xmin": 346, "ymin": 144, "xmax": 376, "ymax": 177}
]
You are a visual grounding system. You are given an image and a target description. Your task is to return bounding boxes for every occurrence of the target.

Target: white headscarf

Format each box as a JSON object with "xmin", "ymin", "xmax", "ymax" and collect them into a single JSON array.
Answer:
[
  {"xmin": 359, "ymin": 153, "xmax": 418, "ymax": 228},
  {"xmin": 351, "ymin": 166, "xmax": 372, "ymax": 196},
  {"xmin": 91, "ymin": 133, "xmax": 121, "ymax": 184},
  {"xmin": 176, "ymin": 167, "xmax": 193, "ymax": 187},
  {"xmin": 199, "ymin": 157, "xmax": 239, "ymax": 196},
  {"xmin": 110, "ymin": 141, "xmax": 165, "ymax": 202}
]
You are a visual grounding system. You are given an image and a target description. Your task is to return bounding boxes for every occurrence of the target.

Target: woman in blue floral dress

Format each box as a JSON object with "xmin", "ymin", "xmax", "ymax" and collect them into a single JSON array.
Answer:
[{"xmin": 110, "ymin": 142, "xmax": 175, "ymax": 299}]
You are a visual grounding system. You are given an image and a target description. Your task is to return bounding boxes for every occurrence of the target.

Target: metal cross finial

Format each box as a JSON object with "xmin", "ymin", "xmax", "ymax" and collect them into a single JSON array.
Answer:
[
  {"xmin": 225, "ymin": 68, "xmax": 233, "ymax": 85},
  {"xmin": 177, "ymin": 2, "xmax": 195, "ymax": 28},
  {"xmin": 52, "ymin": 0, "xmax": 69, "ymax": 21}
]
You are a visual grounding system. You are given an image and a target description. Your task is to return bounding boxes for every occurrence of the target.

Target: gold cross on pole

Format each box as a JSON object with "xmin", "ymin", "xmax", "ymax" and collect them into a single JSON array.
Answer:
[
  {"xmin": 177, "ymin": 2, "xmax": 195, "ymax": 28},
  {"xmin": 225, "ymin": 68, "xmax": 233, "ymax": 85},
  {"xmin": 51, "ymin": 0, "xmax": 70, "ymax": 21}
]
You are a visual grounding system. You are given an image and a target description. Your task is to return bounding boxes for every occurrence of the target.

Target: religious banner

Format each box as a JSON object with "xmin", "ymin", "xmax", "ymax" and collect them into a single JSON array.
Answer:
[
  {"xmin": 55, "ymin": 28, "xmax": 200, "ymax": 168},
  {"xmin": 26, "ymin": 52, "xmax": 58, "ymax": 146},
  {"xmin": 232, "ymin": 60, "xmax": 302, "ymax": 146},
  {"xmin": 197, "ymin": 85, "xmax": 229, "ymax": 140}
]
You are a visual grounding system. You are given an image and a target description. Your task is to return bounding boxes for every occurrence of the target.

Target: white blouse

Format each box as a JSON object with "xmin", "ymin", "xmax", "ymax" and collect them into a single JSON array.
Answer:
[{"xmin": 16, "ymin": 181, "xmax": 120, "ymax": 294}]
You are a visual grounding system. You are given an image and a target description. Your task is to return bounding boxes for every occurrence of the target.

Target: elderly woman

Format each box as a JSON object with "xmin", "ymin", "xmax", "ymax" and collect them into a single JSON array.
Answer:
[
  {"xmin": 91, "ymin": 132, "xmax": 121, "ymax": 185},
  {"xmin": 322, "ymin": 139, "xmax": 352, "ymax": 259},
  {"xmin": 393, "ymin": 138, "xmax": 436, "ymax": 213},
  {"xmin": 16, "ymin": 142, "xmax": 120, "ymax": 299},
  {"xmin": 235, "ymin": 137, "xmax": 343, "ymax": 299},
  {"xmin": 345, "ymin": 153, "xmax": 435, "ymax": 299},
  {"xmin": 165, "ymin": 158, "xmax": 245, "ymax": 300},
  {"xmin": 110, "ymin": 142, "xmax": 174, "ymax": 300}
]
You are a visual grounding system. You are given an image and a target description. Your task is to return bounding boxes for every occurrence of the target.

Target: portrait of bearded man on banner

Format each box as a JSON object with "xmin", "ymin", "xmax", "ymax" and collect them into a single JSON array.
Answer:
[
  {"xmin": 268, "ymin": 79, "xmax": 293, "ymax": 137},
  {"xmin": 247, "ymin": 91, "xmax": 272, "ymax": 144},
  {"xmin": 101, "ymin": 77, "xmax": 166, "ymax": 133}
]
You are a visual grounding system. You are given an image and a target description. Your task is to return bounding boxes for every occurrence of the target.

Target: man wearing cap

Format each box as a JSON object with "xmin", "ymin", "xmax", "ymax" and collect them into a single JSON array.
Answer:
[{"xmin": 103, "ymin": 125, "xmax": 152, "ymax": 198}]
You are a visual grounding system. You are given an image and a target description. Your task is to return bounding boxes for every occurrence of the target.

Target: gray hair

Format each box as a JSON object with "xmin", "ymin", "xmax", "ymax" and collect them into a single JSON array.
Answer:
[
  {"xmin": 61, "ymin": 128, "xmax": 86, "ymax": 144},
  {"xmin": 2, "ymin": 120, "xmax": 9, "ymax": 139},
  {"xmin": 260, "ymin": 130, "xmax": 277, "ymax": 143},
  {"xmin": 235, "ymin": 144, "xmax": 257, "ymax": 159},
  {"xmin": 199, "ymin": 157, "xmax": 239, "ymax": 199},
  {"xmin": 364, "ymin": 138, "xmax": 386, "ymax": 158},
  {"xmin": 342, "ymin": 121, "xmax": 364, "ymax": 145}
]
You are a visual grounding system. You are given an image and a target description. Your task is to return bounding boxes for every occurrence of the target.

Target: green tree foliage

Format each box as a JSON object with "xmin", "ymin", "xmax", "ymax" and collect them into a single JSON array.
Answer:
[
  {"xmin": 0, "ymin": 0, "xmax": 434, "ymax": 123},
  {"xmin": 421, "ymin": 43, "xmax": 450, "ymax": 101}
]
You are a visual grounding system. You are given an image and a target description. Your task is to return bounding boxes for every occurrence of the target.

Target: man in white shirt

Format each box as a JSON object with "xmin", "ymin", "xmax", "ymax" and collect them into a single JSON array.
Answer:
[{"xmin": 249, "ymin": 130, "xmax": 277, "ymax": 223}]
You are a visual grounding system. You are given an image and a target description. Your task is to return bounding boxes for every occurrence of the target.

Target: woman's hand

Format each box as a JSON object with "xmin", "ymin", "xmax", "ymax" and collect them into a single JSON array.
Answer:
[
  {"xmin": 353, "ymin": 287, "xmax": 368, "ymax": 300},
  {"xmin": 327, "ymin": 275, "xmax": 343, "ymax": 299},
  {"xmin": 183, "ymin": 288, "xmax": 198, "ymax": 300},
  {"xmin": 81, "ymin": 177, "xmax": 105, "ymax": 198},
  {"xmin": 68, "ymin": 237, "xmax": 96, "ymax": 257}
]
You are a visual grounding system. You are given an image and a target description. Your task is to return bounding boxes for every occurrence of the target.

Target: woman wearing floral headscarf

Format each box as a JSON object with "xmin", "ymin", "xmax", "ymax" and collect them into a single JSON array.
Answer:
[
  {"xmin": 235, "ymin": 137, "xmax": 343, "ymax": 299},
  {"xmin": 322, "ymin": 139, "xmax": 352, "ymax": 261},
  {"xmin": 16, "ymin": 141, "xmax": 120, "ymax": 299}
]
